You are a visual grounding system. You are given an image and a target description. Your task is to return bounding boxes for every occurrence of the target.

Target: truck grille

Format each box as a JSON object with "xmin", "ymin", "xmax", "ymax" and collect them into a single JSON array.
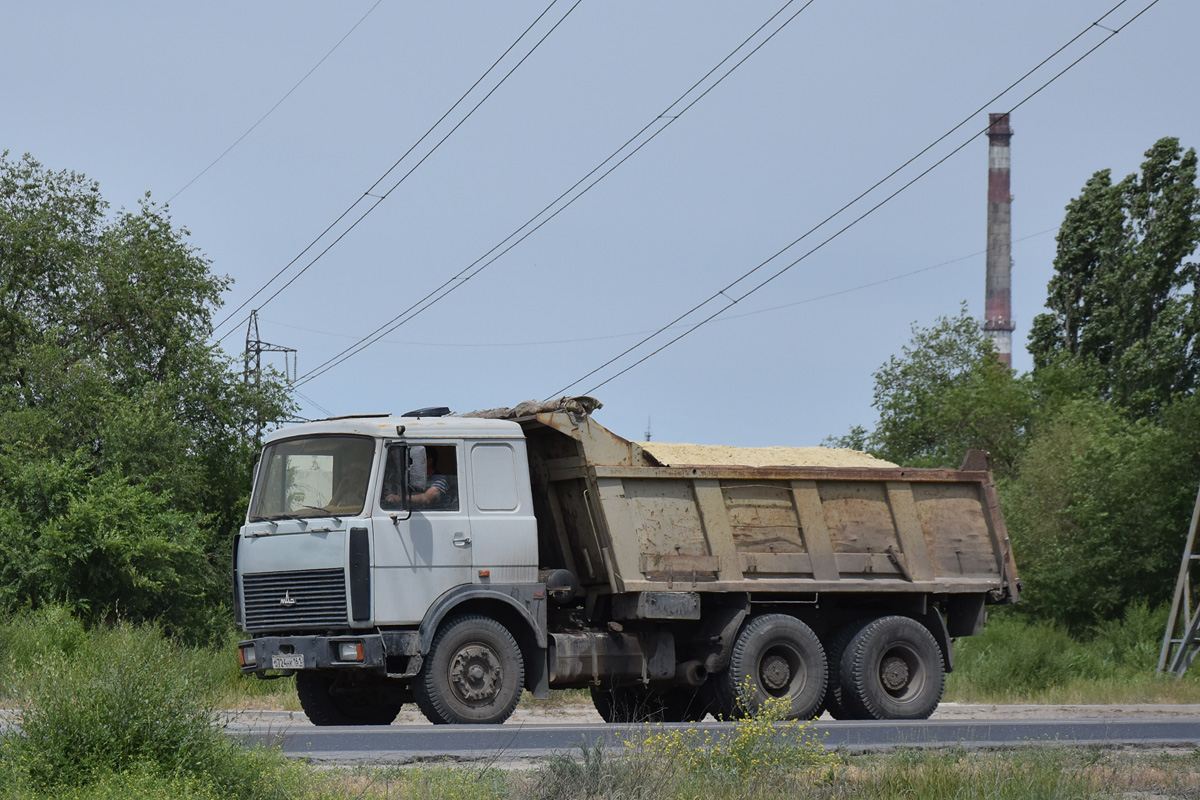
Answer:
[{"xmin": 242, "ymin": 568, "xmax": 348, "ymax": 632}]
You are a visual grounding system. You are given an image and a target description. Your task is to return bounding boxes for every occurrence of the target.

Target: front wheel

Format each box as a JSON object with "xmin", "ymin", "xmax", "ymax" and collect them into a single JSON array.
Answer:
[
  {"xmin": 840, "ymin": 615, "xmax": 944, "ymax": 720},
  {"xmin": 414, "ymin": 615, "xmax": 524, "ymax": 724},
  {"xmin": 296, "ymin": 672, "xmax": 403, "ymax": 726}
]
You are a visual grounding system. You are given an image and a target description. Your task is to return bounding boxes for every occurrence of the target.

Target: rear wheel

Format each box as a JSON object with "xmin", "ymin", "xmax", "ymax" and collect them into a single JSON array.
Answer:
[
  {"xmin": 296, "ymin": 672, "xmax": 403, "ymax": 726},
  {"xmin": 414, "ymin": 615, "xmax": 524, "ymax": 724},
  {"xmin": 840, "ymin": 615, "xmax": 944, "ymax": 720},
  {"xmin": 720, "ymin": 613, "xmax": 826, "ymax": 720},
  {"xmin": 823, "ymin": 620, "xmax": 870, "ymax": 720}
]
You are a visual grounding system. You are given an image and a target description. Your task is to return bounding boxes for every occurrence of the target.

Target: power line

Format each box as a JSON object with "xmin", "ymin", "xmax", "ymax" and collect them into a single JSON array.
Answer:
[
  {"xmin": 293, "ymin": 388, "xmax": 334, "ymax": 418},
  {"xmin": 545, "ymin": 0, "xmax": 1157, "ymax": 400},
  {"xmin": 262, "ymin": 226, "xmax": 1057, "ymax": 348},
  {"xmin": 292, "ymin": 0, "xmax": 818, "ymax": 388},
  {"xmin": 211, "ymin": 0, "xmax": 580, "ymax": 343},
  {"xmin": 167, "ymin": 1, "xmax": 383, "ymax": 205}
]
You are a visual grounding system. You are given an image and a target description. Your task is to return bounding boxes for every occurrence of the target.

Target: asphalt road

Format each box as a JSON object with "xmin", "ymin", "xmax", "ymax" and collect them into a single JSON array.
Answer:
[{"xmin": 229, "ymin": 717, "xmax": 1200, "ymax": 765}]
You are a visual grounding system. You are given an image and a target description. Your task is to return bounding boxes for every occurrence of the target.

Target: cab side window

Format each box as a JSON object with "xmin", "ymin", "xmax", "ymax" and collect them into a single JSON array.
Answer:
[{"xmin": 381, "ymin": 445, "xmax": 459, "ymax": 511}]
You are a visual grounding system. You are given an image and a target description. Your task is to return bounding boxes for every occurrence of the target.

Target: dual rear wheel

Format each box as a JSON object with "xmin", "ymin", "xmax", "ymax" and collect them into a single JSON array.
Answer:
[
  {"xmin": 827, "ymin": 615, "xmax": 945, "ymax": 720},
  {"xmin": 713, "ymin": 613, "xmax": 944, "ymax": 722}
]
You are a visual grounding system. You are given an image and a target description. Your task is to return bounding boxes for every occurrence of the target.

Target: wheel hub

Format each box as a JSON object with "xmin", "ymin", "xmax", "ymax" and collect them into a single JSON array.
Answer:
[
  {"xmin": 880, "ymin": 655, "xmax": 910, "ymax": 691},
  {"xmin": 450, "ymin": 645, "xmax": 501, "ymax": 701},
  {"xmin": 761, "ymin": 653, "xmax": 791, "ymax": 691}
]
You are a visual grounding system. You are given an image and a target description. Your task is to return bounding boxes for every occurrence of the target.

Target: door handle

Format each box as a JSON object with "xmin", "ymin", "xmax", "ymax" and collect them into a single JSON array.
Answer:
[{"xmin": 453, "ymin": 531, "xmax": 471, "ymax": 547}]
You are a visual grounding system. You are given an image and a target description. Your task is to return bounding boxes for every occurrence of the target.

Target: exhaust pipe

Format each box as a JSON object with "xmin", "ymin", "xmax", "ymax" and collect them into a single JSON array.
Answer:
[{"xmin": 676, "ymin": 660, "xmax": 707, "ymax": 687}]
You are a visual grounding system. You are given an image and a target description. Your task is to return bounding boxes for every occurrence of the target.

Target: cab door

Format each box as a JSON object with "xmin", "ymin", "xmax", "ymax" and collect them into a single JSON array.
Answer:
[{"xmin": 370, "ymin": 442, "xmax": 472, "ymax": 625}]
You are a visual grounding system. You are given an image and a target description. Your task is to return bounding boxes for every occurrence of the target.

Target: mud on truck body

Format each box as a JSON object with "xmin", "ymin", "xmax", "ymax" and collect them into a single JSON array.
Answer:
[{"xmin": 234, "ymin": 397, "xmax": 1019, "ymax": 725}]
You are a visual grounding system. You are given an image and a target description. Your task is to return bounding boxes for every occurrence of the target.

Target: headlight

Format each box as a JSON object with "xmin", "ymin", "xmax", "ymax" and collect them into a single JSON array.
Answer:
[{"xmin": 338, "ymin": 642, "xmax": 364, "ymax": 662}]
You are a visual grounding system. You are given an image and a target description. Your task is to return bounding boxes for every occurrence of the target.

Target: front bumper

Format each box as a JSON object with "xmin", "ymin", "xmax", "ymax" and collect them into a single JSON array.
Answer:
[{"xmin": 238, "ymin": 631, "xmax": 422, "ymax": 678}]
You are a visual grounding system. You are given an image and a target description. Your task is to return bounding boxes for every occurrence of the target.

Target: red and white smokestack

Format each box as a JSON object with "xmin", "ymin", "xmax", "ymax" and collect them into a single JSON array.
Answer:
[{"xmin": 984, "ymin": 112, "xmax": 1014, "ymax": 367}]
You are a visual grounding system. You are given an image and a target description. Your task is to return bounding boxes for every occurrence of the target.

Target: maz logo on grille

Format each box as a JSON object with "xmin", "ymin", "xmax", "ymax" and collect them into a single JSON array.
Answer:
[{"xmin": 279, "ymin": 591, "xmax": 298, "ymax": 607}]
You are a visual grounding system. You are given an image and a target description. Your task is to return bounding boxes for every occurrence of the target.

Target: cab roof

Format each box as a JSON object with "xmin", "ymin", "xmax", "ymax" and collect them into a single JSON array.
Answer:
[{"xmin": 262, "ymin": 414, "xmax": 523, "ymax": 444}]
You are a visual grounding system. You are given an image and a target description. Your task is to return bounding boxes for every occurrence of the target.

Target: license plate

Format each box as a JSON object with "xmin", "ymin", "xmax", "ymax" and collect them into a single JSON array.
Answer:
[{"xmin": 272, "ymin": 654, "xmax": 304, "ymax": 670}]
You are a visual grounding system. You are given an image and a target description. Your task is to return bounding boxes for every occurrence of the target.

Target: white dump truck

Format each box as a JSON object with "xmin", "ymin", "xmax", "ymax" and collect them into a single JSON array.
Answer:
[{"xmin": 234, "ymin": 397, "xmax": 1019, "ymax": 725}]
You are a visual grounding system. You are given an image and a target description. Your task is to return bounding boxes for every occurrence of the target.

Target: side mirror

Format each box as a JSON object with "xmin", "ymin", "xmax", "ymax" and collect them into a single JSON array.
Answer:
[
  {"xmin": 384, "ymin": 445, "xmax": 413, "ymax": 521},
  {"xmin": 408, "ymin": 446, "xmax": 428, "ymax": 492}
]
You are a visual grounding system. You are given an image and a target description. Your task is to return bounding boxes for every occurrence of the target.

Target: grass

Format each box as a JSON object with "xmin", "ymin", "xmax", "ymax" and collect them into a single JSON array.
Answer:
[
  {"xmin": 0, "ymin": 609, "xmax": 325, "ymax": 799},
  {"xmin": 944, "ymin": 602, "xmax": 1200, "ymax": 704},
  {"xmin": 188, "ymin": 746, "xmax": 1200, "ymax": 800}
]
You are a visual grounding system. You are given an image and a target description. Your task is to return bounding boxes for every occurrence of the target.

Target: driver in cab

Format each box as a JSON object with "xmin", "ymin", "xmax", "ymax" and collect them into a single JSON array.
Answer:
[{"xmin": 386, "ymin": 448, "xmax": 449, "ymax": 509}]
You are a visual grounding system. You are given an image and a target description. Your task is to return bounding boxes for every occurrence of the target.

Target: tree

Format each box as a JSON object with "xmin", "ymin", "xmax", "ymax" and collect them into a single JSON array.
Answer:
[
  {"xmin": 1029, "ymin": 137, "xmax": 1200, "ymax": 416},
  {"xmin": 0, "ymin": 152, "xmax": 293, "ymax": 639},
  {"xmin": 1004, "ymin": 396, "xmax": 1200, "ymax": 629},
  {"xmin": 831, "ymin": 304, "xmax": 1034, "ymax": 477}
]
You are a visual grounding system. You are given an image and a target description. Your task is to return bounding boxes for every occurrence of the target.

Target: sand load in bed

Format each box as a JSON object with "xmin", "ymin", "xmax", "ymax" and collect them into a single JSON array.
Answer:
[{"xmin": 636, "ymin": 442, "xmax": 898, "ymax": 469}]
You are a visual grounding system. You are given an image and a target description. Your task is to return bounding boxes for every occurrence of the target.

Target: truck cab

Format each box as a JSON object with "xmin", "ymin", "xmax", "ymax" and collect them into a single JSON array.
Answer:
[{"xmin": 235, "ymin": 411, "xmax": 547, "ymax": 725}]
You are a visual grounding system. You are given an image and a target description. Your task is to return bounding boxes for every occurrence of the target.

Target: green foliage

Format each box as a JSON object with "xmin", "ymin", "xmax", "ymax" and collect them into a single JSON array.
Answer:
[
  {"xmin": 0, "ymin": 617, "xmax": 307, "ymax": 799},
  {"xmin": 630, "ymin": 690, "xmax": 835, "ymax": 781},
  {"xmin": 945, "ymin": 604, "xmax": 1200, "ymax": 704},
  {"xmin": 1002, "ymin": 397, "xmax": 1200, "ymax": 628},
  {"xmin": 831, "ymin": 304, "xmax": 1035, "ymax": 477},
  {"xmin": 1029, "ymin": 137, "xmax": 1200, "ymax": 417},
  {"xmin": 377, "ymin": 767, "xmax": 509, "ymax": 800},
  {"xmin": 824, "ymin": 747, "xmax": 1114, "ymax": 800},
  {"xmin": 0, "ymin": 605, "xmax": 88, "ymax": 699},
  {"xmin": 948, "ymin": 612, "xmax": 1103, "ymax": 696},
  {"xmin": 0, "ymin": 152, "xmax": 294, "ymax": 641},
  {"xmin": 0, "ymin": 468, "xmax": 213, "ymax": 635},
  {"xmin": 526, "ymin": 689, "xmax": 837, "ymax": 800}
]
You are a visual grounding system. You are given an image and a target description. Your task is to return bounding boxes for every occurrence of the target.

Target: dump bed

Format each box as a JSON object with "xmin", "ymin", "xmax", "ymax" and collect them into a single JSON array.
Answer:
[{"xmin": 501, "ymin": 400, "xmax": 1018, "ymax": 604}]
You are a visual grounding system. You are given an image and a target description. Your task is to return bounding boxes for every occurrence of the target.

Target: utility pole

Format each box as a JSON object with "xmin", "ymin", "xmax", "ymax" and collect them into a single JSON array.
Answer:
[
  {"xmin": 244, "ymin": 310, "xmax": 297, "ymax": 439},
  {"xmin": 983, "ymin": 112, "xmax": 1015, "ymax": 368},
  {"xmin": 1159, "ymin": 484, "xmax": 1200, "ymax": 677}
]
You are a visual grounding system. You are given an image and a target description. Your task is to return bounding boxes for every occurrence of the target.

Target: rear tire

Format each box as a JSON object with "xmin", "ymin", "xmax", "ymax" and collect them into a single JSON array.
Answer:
[
  {"xmin": 720, "ymin": 613, "xmax": 826, "ymax": 720},
  {"xmin": 823, "ymin": 620, "xmax": 870, "ymax": 720},
  {"xmin": 413, "ymin": 615, "xmax": 524, "ymax": 724},
  {"xmin": 840, "ymin": 615, "xmax": 944, "ymax": 720},
  {"xmin": 296, "ymin": 672, "xmax": 402, "ymax": 726}
]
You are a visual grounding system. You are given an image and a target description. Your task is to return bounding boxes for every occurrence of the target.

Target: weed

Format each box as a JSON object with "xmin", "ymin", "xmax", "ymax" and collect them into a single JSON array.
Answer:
[
  {"xmin": 0, "ymin": 619, "xmax": 306, "ymax": 799},
  {"xmin": 629, "ymin": 681, "xmax": 839, "ymax": 796}
]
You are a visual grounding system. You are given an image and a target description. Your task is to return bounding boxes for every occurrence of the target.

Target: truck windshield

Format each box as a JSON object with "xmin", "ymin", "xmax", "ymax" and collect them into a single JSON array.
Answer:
[{"xmin": 248, "ymin": 435, "xmax": 376, "ymax": 521}]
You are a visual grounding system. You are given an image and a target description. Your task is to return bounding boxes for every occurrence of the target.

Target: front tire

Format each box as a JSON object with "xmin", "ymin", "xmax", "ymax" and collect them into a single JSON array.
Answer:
[
  {"xmin": 414, "ymin": 615, "xmax": 524, "ymax": 724},
  {"xmin": 840, "ymin": 615, "xmax": 944, "ymax": 720},
  {"xmin": 720, "ymin": 613, "xmax": 826, "ymax": 720},
  {"xmin": 296, "ymin": 672, "xmax": 403, "ymax": 726}
]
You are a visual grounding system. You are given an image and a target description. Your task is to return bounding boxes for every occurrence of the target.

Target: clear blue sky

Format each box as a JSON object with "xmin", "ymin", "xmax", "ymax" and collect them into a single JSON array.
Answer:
[{"xmin": 4, "ymin": 1, "xmax": 1195, "ymax": 446}]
